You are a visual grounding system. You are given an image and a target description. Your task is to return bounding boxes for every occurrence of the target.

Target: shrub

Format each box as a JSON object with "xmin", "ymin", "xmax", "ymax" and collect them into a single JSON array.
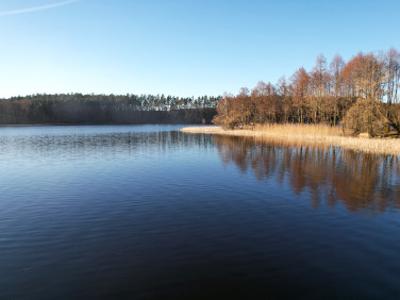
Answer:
[{"xmin": 342, "ymin": 99, "xmax": 389, "ymax": 137}]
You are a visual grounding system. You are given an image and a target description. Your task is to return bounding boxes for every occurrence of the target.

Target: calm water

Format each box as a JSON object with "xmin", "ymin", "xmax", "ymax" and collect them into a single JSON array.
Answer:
[{"xmin": 0, "ymin": 125, "xmax": 399, "ymax": 299}]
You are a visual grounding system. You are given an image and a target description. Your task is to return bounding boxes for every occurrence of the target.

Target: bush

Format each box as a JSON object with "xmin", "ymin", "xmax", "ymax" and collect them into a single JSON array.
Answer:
[{"xmin": 342, "ymin": 99, "xmax": 389, "ymax": 137}]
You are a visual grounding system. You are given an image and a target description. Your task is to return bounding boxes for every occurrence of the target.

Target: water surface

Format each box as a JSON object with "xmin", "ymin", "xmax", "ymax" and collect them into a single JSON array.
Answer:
[{"xmin": 0, "ymin": 125, "xmax": 399, "ymax": 299}]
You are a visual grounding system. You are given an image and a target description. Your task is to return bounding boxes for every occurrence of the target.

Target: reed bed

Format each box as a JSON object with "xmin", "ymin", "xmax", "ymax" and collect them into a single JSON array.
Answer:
[{"xmin": 181, "ymin": 124, "xmax": 400, "ymax": 155}]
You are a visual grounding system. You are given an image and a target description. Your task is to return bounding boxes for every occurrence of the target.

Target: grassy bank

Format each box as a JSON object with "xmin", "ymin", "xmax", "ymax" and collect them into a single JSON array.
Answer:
[{"xmin": 181, "ymin": 124, "xmax": 400, "ymax": 155}]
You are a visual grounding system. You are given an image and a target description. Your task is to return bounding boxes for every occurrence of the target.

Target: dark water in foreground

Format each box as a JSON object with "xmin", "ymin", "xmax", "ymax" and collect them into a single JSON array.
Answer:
[{"xmin": 0, "ymin": 125, "xmax": 399, "ymax": 299}]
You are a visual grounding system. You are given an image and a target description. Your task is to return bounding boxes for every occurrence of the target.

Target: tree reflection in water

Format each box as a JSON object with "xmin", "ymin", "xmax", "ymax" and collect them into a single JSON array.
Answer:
[{"xmin": 214, "ymin": 135, "xmax": 400, "ymax": 212}]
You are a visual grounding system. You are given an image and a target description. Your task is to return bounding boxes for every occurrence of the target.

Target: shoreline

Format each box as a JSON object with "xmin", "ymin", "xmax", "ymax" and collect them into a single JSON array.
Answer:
[
  {"xmin": 0, "ymin": 123, "xmax": 203, "ymax": 128},
  {"xmin": 181, "ymin": 125, "xmax": 400, "ymax": 155}
]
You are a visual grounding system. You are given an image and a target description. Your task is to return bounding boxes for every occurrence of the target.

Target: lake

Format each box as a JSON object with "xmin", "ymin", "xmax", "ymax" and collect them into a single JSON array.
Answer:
[{"xmin": 0, "ymin": 125, "xmax": 399, "ymax": 299}]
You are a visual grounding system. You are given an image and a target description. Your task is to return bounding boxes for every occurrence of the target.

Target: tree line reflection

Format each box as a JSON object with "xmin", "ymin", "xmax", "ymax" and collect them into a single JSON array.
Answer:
[
  {"xmin": 214, "ymin": 135, "xmax": 400, "ymax": 212},
  {"xmin": 2, "ymin": 128, "xmax": 399, "ymax": 212},
  {"xmin": 0, "ymin": 130, "xmax": 214, "ymax": 156}
]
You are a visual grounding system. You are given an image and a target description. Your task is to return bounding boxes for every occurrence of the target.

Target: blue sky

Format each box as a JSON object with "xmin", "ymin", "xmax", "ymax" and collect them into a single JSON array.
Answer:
[{"xmin": 0, "ymin": 0, "xmax": 399, "ymax": 98}]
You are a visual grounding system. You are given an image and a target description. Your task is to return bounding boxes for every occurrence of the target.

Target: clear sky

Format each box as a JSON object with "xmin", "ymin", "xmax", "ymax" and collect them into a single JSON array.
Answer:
[{"xmin": 0, "ymin": 0, "xmax": 399, "ymax": 98}]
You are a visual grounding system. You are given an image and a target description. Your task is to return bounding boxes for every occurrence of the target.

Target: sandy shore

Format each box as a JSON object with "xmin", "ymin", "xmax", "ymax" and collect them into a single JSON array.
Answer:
[{"xmin": 181, "ymin": 125, "xmax": 400, "ymax": 155}]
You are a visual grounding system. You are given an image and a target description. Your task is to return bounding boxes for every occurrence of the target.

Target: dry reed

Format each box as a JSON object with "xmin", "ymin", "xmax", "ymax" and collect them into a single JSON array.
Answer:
[{"xmin": 181, "ymin": 124, "xmax": 400, "ymax": 155}]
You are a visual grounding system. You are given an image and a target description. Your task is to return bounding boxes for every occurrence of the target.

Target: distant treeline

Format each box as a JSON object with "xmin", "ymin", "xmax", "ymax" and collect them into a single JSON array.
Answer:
[
  {"xmin": 0, "ymin": 94, "xmax": 220, "ymax": 124},
  {"xmin": 214, "ymin": 48, "xmax": 400, "ymax": 137}
]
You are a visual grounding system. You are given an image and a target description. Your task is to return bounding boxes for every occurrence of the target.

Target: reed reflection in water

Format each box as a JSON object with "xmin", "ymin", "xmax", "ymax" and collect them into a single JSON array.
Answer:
[{"xmin": 214, "ymin": 135, "xmax": 400, "ymax": 213}]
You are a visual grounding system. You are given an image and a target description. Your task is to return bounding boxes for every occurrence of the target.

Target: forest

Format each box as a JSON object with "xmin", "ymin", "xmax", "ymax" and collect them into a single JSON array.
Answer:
[
  {"xmin": 213, "ymin": 48, "xmax": 400, "ymax": 137},
  {"xmin": 2, "ymin": 48, "xmax": 399, "ymax": 132},
  {"xmin": 0, "ymin": 94, "xmax": 220, "ymax": 124}
]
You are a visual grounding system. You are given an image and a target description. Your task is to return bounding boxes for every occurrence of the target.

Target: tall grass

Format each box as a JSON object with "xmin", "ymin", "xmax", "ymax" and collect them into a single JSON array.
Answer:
[
  {"xmin": 252, "ymin": 124, "xmax": 343, "ymax": 137},
  {"xmin": 181, "ymin": 124, "xmax": 400, "ymax": 155}
]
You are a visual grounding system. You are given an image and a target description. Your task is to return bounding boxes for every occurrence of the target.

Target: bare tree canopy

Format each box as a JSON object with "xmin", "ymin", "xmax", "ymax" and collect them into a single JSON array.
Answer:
[{"xmin": 214, "ymin": 49, "xmax": 400, "ymax": 137}]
